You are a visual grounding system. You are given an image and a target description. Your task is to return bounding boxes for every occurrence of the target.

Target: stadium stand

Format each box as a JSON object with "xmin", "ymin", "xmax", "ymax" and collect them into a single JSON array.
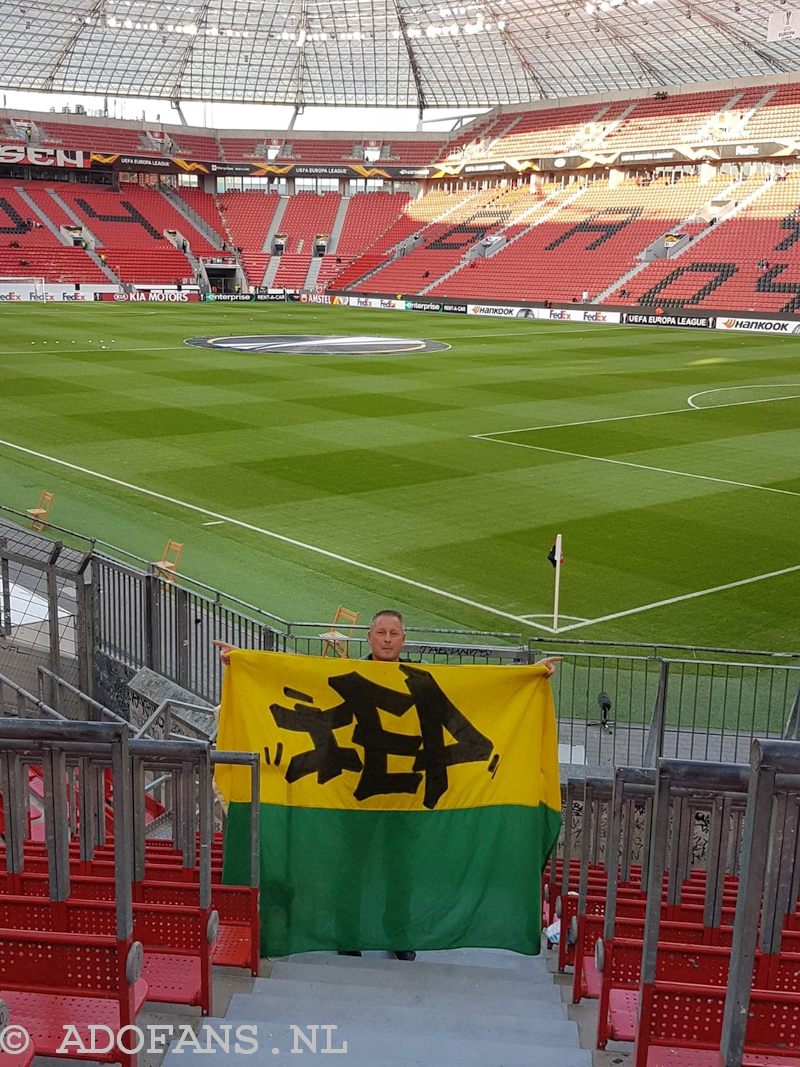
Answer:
[
  {"xmin": 598, "ymin": 91, "xmax": 734, "ymax": 150},
  {"xmin": 5, "ymin": 78, "xmax": 800, "ymax": 312},
  {"xmin": 608, "ymin": 174, "xmax": 800, "ymax": 313},
  {"xmin": 214, "ymin": 190, "xmax": 282, "ymax": 288},
  {"xmin": 218, "ymin": 136, "xmax": 265, "ymax": 161},
  {"xmin": 382, "ymin": 139, "xmax": 447, "ymax": 164},
  {"xmin": 260, "ymin": 136, "xmax": 445, "ymax": 165},
  {"xmin": 35, "ymin": 118, "xmax": 151, "ymax": 154},
  {"xmin": 335, "ymin": 193, "xmax": 413, "ymax": 252},
  {"xmin": 51, "ymin": 183, "xmax": 219, "ymax": 283},
  {"xmin": 742, "ymin": 83, "xmax": 800, "ymax": 141},
  {"xmin": 174, "ymin": 187, "xmax": 226, "ymax": 244},
  {"xmin": 0, "ymin": 180, "xmax": 107, "ymax": 282},
  {"xmin": 352, "ymin": 187, "xmax": 517, "ymax": 293},
  {"xmin": 271, "ymin": 192, "xmax": 341, "ymax": 289},
  {"xmin": 277, "ymin": 138, "xmax": 358, "ymax": 162},
  {"xmin": 314, "ymin": 190, "xmax": 412, "ymax": 288},
  {"xmin": 428, "ymin": 175, "xmax": 730, "ymax": 303},
  {"xmin": 487, "ymin": 103, "xmax": 613, "ymax": 158},
  {"xmin": 167, "ymin": 132, "xmax": 220, "ymax": 159}
]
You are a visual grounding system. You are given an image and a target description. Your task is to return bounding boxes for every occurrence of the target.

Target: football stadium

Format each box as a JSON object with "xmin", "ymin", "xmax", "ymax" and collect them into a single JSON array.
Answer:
[{"xmin": 1, "ymin": 2, "xmax": 800, "ymax": 1065}]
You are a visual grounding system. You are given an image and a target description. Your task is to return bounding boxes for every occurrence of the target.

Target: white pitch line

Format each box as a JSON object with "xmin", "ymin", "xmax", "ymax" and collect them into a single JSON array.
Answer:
[
  {"xmin": 555, "ymin": 561, "xmax": 800, "ymax": 633},
  {"xmin": 479, "ymin": 436, "xmax": 800, "ymax": 500},
  {"xmin": 0, "ymin": 437, "xmax": 554, "ymax": 634},
  {"xmin": 201, "ymin": 520, "xmax": 226, "ymax": 526},
  {"xmin": 687, "ymin": 384, "xmax": 800, "ymax": 409},
  {"xmin": 473, "ymin": 391, "xmax": 800, "ymax": 439},
  {"xmin": 521, "ymin": 613, "xmax": 590, "ymax": 623}
]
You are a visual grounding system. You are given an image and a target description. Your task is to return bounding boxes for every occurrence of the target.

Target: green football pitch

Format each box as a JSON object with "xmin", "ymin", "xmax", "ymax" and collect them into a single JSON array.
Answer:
[{"xmin": 0, "ymin": 301, "xmax": 798, "ymax": 653}]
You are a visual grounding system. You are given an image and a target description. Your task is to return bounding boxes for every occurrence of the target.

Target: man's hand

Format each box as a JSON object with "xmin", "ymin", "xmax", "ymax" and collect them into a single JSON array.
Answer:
[
  {"xmin": 536, "ymin": 656, "xmax": 563, "ymax": 678},
  {"xmin": 212, "ymin": 639, "xmax": 236, "ymax": 666}
]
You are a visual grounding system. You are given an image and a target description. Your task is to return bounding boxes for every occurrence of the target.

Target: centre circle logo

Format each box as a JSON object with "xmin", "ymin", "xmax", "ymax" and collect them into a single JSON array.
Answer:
[{"xmin": 185, "ymin": 334, "xmax": 450, "ymax": 356}]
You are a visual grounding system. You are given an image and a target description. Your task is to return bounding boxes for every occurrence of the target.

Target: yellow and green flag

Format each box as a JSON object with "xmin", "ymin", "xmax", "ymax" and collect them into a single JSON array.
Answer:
[{"xmin": 216, "ymin": 650, "xmax": 561, "ymax": 957}]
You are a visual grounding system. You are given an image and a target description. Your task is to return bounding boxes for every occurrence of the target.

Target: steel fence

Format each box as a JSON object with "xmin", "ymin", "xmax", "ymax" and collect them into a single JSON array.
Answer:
[{"xmin": 2, "ymin": 510, "xmax": 799, "ymax": 774}]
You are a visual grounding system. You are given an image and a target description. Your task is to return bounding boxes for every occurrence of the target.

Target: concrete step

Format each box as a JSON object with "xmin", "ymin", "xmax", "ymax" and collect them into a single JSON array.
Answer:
[
  {"xmin": 250, "ymin": 974, "xmax": 563, "ymax": 1015},
  {"xmin": 164, "ymin": 1020, "xmax": 591, "ymax": 1067},
  {"xmin": 269, "ymin": 960, "xmax": 554, "ymax": 997},
  {"xmin": 287, "ymin": 947, "xmax": 551, "ymax": 975},
  {"xmin": 225, "ymin": 990, "xmax": 571, "ymax": 1042}
]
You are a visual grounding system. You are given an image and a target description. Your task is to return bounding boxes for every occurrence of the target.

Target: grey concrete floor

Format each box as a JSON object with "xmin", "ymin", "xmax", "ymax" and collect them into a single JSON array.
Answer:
[
  {"xmin": 33, "ymin": 949, "xmax": 631, "ymax": 1067},
  {"xmin": 546, "ymin": 949, "xmax": 632, "ymax": 1067}
]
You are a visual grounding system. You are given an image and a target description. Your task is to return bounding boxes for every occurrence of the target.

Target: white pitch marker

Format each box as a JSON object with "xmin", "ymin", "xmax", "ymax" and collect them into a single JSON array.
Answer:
[{"xmin": 201, "ymin": 520, "xmax": 226, "ymax": 526}]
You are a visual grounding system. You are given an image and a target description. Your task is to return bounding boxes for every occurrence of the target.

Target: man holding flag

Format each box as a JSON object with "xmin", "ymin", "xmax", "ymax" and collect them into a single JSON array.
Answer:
[{"xmin": 214, "ymin": 613, "xmax": 563, "ymax": 960}]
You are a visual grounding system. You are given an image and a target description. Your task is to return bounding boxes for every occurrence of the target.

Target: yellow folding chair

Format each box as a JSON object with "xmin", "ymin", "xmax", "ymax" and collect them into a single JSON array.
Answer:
[
  {"xmin": 154, "ymin": 539, "xmax": 183, "ymax": 581},
  {"xmin": 27, "ymin": 491, "xmax": 54, "ymax": 531},
  {"xmin": 319, "ymin": 606, "xmax": 360, "ymax": 657}
]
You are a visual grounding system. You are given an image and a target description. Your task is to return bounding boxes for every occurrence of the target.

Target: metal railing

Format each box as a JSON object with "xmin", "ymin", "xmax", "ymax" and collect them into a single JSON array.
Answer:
[{"xmin": 3, "ymin": 508, "xmax": 799, "ymax": 775}]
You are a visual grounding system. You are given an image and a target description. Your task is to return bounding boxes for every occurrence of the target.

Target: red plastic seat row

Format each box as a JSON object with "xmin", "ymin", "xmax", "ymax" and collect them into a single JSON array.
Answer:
[{"xmin": 0, "ymin": 870, "xmax": 259, "ymax": 976}]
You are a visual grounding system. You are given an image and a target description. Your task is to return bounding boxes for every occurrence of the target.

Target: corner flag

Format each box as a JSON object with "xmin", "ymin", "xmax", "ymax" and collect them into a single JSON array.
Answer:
[{"xmin": 548, "ymin": 534, "xmax": 563, "ymax": 632}]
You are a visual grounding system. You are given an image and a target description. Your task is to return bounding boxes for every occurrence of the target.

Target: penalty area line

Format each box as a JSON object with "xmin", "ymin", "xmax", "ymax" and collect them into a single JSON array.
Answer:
[
  {"xmin": 477, "ymin": 436, "xmax": 800, "ymax": 500},
  {"xmin": 0, "ymin": 437, "xmax": 554, "ymax": 634},
  {"xmin": 473, "ymin": 391, "xmax": 800, "ymax": 440}
]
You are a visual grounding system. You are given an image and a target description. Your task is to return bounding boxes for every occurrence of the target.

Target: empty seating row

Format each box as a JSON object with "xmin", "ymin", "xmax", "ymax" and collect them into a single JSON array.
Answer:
[
  {"xmin": 0, "ymin": 716, "xmax": 261, "ymax": 1067},
  {"xmin": 546, "ymin": 746, "xmax": 800, "ymax": 1066}
]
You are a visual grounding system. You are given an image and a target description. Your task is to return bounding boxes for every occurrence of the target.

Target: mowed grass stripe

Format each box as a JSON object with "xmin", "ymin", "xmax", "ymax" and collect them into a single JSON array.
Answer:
[{"xmin": 0, "ymin": 302, "xmax": 798, "ymax": 649}]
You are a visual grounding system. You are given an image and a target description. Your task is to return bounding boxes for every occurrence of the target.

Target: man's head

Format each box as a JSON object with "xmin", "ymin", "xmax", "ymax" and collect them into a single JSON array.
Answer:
[{"xmin": 367, "ymin": 610, "xmax": 406, "ymax": 662}]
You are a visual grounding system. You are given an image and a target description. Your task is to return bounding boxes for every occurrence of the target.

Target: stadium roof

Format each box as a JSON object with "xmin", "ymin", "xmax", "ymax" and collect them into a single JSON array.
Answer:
[{"xmin": 1, "ymin": 0, "xmax": 799, "ymax": 111}]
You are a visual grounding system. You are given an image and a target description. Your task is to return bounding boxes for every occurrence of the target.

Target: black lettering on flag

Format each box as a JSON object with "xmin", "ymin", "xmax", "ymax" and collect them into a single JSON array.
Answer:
[
  {"xmin": 401, "ymin": 666, "xmax": 494, "ymax": 809},
  {"xmin": 545, "ymin": 208, "xmax": 642, "ymax": 252},
  {"xmin": 639, "ymin": 262, "xmax": 737, "ymax": 306},
  {"xmin": 755, "ymin": 263, "xmax": 800, "ymax": 313},
  {"xmin": 269, "ymin": 670, "xmax": 495, "ymax": 808},
  {"xmin": 327, "ymin": 673, "xmax": 421, "ymax": 801},
  {"xmin": 75, "ymin": 198, "xmax": 163, "ymax": 240},
  {"xmin": 270, "ymin": 683, "xmax": 365, "ymax": 785}
]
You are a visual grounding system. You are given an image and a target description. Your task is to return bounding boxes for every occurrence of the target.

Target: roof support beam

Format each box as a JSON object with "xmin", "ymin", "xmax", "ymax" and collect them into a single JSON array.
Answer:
[
  {"xmin": 696, "ymin": 10, "xmax": 792, "ymax": 73},
  {"xmin": 484, "ymin": 0, "xmax": 548, "ymax": 100},
  {"xmin": 42, "ymin": 0, "xmax": 106, "ymax": 91},
  {"xmin": 169, "ymin": 0, "xmax": 214, "ymax": 99},
  {"xmin": 392, "ymin": 0, "xmax": 428, "ymax": 116}
]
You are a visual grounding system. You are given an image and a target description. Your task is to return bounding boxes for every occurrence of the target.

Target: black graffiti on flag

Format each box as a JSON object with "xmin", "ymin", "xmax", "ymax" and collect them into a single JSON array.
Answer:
[{"xmin": 269, "ymin": 666, "xmax": 493, "ymax": 809}]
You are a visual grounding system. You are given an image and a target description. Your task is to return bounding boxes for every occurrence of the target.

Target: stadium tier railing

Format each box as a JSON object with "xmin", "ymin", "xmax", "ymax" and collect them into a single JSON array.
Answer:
[{"xmin": 1, "ymin": 507, "xmax": 798, "ymax": 777}]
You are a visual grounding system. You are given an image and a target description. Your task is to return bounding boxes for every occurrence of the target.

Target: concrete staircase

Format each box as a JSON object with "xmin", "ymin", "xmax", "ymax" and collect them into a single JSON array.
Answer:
[
  {"xmin": 262, "ymin": 196, "xmax": 290, "ymax": 252},
  {"xmin": 14, "ymin": 186, "xmax": 70, "ymax": 243},
  {"xmin": 159, "ymin": 185, "xmax": 225, "ymax": 249},
  {"xmin": 303, "ymin": 256, "xmax": 324, "ymax": 291},
  {"xmin": 263, "ymin": 255, "xmax": 282, "ymax": 287},
  {"xmin": 327, "ymin": 195, "xmax": 350, "ymax": 254},
  {"xmin": 161, "ymin": 949, "xmax": 590, "ymax": 1066}
]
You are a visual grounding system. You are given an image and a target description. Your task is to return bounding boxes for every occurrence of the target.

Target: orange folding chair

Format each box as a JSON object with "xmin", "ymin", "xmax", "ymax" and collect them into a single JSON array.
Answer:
[
  {"xmin": 153, "ymin": 539, "xmax": 183, "ymax": 581},
  {"xmin": 27, "ymin": 491, "xmax": 54, "ymax": 531},
  {"xmin": 319, "ymin": 606, "xmax": 360, "ymax": 657}
]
